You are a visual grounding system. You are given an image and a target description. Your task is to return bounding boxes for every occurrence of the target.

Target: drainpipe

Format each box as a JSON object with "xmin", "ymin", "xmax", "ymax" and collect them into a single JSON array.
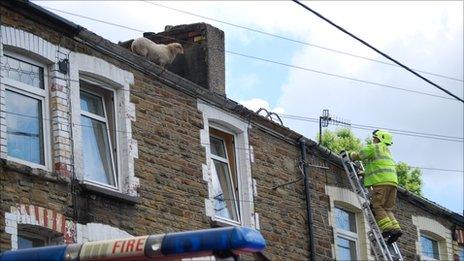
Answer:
[{"xmin": 299, "ymin": 138, "xmax": 316, "ymax": 261}]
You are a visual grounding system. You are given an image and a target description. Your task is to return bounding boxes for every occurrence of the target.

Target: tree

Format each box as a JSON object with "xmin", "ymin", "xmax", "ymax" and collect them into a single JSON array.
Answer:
[
  {"xmin": 318, "ymin": 128, "xmax": 423, "ymax": 195},
  {"xmin": 318, "ymin": 128, "xmax": 362, "ymax": 154},
  {"xmin": 396, "ymin": 162, "xmax": 422, "ymax": 195}
]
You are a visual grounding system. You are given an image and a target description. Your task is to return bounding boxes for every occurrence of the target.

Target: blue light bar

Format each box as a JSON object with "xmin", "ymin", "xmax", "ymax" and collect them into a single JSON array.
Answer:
[
  {"xmin": 161, "ymin": 226, "xmax": 266, "ymax": 255},
  {"xmin": 0, "ymin": 245, "xmax": 67, "ymax": 261},
  {"xmin": 0, "ymin": 227, "xmax": 266, "ymax": 261}
]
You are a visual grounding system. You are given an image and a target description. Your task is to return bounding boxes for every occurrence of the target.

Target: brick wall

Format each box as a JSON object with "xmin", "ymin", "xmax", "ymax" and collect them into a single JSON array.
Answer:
[{"xmin": 0, "ymin": 4, "xmax": 461, "ymax": 260}]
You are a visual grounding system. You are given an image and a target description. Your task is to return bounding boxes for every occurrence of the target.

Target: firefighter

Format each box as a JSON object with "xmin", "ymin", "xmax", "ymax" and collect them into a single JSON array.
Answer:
[{"xmin": 350, "ymin": 129, "xmax": 402, "ymax": 243}]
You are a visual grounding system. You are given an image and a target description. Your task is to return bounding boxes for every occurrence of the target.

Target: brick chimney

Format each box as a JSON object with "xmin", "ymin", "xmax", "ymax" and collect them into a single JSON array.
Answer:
[{"xmin": 143, "ymin": 23, "xmax": 226, "ymax": 96}]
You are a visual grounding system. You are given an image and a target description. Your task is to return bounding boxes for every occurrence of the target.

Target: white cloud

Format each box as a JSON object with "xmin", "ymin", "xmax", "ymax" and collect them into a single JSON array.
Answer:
[
  {"xmin": 239, "ymin": 98, "xmax": 284, "ymax": 114},
  {"xmin": 275, "ymin": 2, "xmax": 463, "ymax": 213}
]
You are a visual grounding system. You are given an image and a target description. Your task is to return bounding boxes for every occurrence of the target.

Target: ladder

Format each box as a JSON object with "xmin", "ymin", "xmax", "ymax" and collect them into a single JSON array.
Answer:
[{"xmin": 340, "ymin": 151, "xmax": 403, "ymax": 261}]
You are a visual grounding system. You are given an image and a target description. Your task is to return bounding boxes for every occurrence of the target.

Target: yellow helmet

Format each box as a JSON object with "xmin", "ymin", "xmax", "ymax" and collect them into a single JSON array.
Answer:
[{"xmin": 373, "ymin": 129, "xmax": 393, "ymax": 145}]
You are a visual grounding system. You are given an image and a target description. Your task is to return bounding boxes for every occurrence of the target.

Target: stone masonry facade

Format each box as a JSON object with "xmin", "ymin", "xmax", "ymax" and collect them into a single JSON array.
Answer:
[{"xmin": 1, "ymin": 2, "xmax": 463, "ymax": 260}]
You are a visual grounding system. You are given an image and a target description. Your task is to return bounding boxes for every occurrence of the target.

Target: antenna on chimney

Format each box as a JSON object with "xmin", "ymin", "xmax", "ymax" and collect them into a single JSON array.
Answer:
[{"xmin": 318, "ymin": 109, "xmax": 351, "ymax": 144}]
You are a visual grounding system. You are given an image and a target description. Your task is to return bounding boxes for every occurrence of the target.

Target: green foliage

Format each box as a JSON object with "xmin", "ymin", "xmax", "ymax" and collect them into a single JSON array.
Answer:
[
  {"xmin": 396, "ymin": 162, "xmax": 423, "ymax": 195},
  {"xmin": 318, "ymin": 128, "xmax": 423, "ymax": 195},
  {"xmin": 318, "ymin": 128, "xmax": 362, "ymax": 154}
]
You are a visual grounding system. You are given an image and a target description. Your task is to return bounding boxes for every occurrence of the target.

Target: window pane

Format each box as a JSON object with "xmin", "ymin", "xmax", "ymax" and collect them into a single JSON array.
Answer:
[
  {"xmin": 211, "ymin": 159, "xmax": 238, "ymax": 221},
  {"xmin": 337, "ymin": 236, "xmax": 357, "ymax": 260},
  {"xmin": 458, "ymin": 247, "xmax": 464, "ymax": 261},
  {"xmin": 81, "ymin": 116, "xmax": 115, "ymax": 186},
  {"xmin": 5, "ymin": 90, "xmax": 44, "ymax": 164},
  {"xmin": 421, "ymin": 235, "xmax": 439, "ymax": 260},
  {"xmin": 18, "ymin": 235, "xmax": 45, "ymax": 249},
  {"xmin": 80, "ymin": 91, "xmax": 105, "ymax": 116},
  {"xmin": 335, "ymin": 208, "xmax": 357, "ymax": 232},
  {"xmin": 210, "ymin": 136, "xmax": 226, "ymax": 158},
  {"xmin": 4, "ymin": 55, "xmax": 44, "ymax": 89}
]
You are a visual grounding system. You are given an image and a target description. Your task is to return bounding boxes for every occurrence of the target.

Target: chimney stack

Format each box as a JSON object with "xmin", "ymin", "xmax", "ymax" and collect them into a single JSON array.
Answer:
[{"xmin": 143, "ymin": 23, "xmax": 226, "ymax": 96}]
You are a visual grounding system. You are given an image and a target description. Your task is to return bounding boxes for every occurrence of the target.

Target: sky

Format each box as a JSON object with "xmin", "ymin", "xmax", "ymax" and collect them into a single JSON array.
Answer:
[{"xmin": 32, "ymin": 1, "xmax": 464, "ymax": 214}]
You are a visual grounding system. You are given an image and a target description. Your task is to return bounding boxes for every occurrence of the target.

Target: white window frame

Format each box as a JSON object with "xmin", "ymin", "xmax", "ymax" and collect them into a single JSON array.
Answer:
[
  {"xmin": 198, "ymin": 100, "xmax": 256, "ymax": 228},
  {"xmin": 1, "ymin": 51, "xmax": 51, "ymax": 171},
  {"xmin": 79, "ymin": 82, "xmax": 119, "ymax": 190},
  {"xmin": 69, "ymin": 52, "xmax": 138, "ymax": 197},
  {"xmin": 412, "ymin": 215, "xmax": 453, "ymax": 261},
  {"xmin": 325, "ymin": 186, "xmax": 373, "ymax": 260},
  {"xmin": 334, "ymin": 206, "xmax": 361, "ymax": 261},
  {"xmin": 209, "ymin": 126, "xmax": 241, "ymax": 225}
]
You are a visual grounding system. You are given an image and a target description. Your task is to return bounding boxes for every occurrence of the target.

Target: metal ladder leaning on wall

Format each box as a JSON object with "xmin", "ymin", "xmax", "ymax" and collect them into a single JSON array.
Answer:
[{"xmin": 340, "ymin": 151, "xmax": 403, "ymax": 261}]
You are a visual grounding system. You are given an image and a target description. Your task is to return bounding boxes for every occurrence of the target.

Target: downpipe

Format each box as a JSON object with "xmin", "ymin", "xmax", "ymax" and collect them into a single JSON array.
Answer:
[{"xmin": 299, "ymin": 138, "xmax": 316, "ymax": 261}]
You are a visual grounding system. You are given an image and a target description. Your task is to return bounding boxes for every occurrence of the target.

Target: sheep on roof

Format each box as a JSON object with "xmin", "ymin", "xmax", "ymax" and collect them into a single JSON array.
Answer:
[{"xmin": 131, "ymin": 37, "xmax": 183, "ymax": 68}]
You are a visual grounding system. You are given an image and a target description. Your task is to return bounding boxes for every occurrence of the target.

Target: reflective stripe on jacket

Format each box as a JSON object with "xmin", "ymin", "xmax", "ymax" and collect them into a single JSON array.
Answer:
[{"xmin": 358, "ymin": 143, "xmax": 398, "ymax": 187}]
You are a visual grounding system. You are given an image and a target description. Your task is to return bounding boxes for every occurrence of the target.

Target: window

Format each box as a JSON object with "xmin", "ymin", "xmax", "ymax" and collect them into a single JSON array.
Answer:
[
  {"xmin": 421, "ymin": 234, "xmax": 440, "ymax": 260},
  {"xmin": 80, "ymin": 81, "xmax": 117, "ymax": 188},
  {"xmin": 1, "ymin": 53, "xmax": 49, "ymax": 168},
  {"xmin": 334, "ymin": 207, "xmax": 359, "ymax": 260},
  {"xmin": 209, "ymin": 128, "xmax": 240, "ymax": 223},
  {"xmin": 198, "ymin": 101, "xmax": 256, "ymax": 228},
  {"xmin": 17, "ymin": 225, "xmax": 63, "ymax": 249},
  {"xmin": 18, "ymin": 234, "xmax": 46, "ymax": 249},
  {"xmin": 457, "ymin": 247, "xmax": 464, "ymax": 261}
]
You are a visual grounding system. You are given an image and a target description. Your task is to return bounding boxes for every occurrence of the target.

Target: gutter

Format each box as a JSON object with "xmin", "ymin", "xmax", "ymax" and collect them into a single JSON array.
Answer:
[
  {"xmin": 1, "ymin": 0, "xmax": 82, "ymax": 36},
  {"xmin": 299, "ymin": 138, "xmax": 316, "ymax": 261}
]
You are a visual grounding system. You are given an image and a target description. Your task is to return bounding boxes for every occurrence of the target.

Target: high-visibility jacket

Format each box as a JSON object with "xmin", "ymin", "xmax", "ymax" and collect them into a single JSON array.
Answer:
[{"xmin": 358, "ymin": 143, "xmax": 398, "ymax": 187}]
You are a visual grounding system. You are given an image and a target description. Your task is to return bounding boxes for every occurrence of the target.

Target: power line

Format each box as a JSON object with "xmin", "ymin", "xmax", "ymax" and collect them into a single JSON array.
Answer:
[
  {"xmin": 279, "ymin": 113, "xmax": 463, "ymax": 143},
  {"xmin": 292, "ymin": 0, "xmax": 464, "ymax": 103},
  {"xmin": 4, "ymin": 64, "xmax": 461, "ymax": 143},
  {"xmin": 140, "ymin": 0, "xmax": 463, "ymax": 83},
  {"xmin": 40, "ymin": 7, "xmax": 459, "ymax": 102},
  {"xmin": 2, "ymin": 110, "xmax": 463, "ymax": 173}
]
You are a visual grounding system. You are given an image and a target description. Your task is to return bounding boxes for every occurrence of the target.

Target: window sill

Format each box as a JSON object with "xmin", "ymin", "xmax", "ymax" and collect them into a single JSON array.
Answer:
[
  {"xmin": 0, "ymin": 158, "xmax": 69, "ymax": 184},
  {"xmin": 210, "ymin": 216, "xmax": 241, "ymax": 228},
  {"xmin": 81, "ymin": 183, "xmax": 139, "ymax": 205}
]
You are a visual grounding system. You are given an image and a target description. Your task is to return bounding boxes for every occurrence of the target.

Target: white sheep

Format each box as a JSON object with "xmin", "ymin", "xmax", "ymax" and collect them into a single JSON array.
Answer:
[{"xmin": 131, "ymin": 37, "xmax": 184, "ymax": 67}]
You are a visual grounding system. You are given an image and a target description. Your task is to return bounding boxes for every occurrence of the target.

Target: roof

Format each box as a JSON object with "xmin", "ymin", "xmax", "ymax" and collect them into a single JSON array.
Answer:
[{"xmin": 6, "ymin": 0, "xmax": 463, "ymax": 228}]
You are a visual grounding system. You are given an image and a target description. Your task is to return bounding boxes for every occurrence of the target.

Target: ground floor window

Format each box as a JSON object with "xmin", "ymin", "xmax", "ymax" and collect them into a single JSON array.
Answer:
[
  {"xmin": 17, "ymin": 224, "xmax": 63, "ymax": 249},
  {"xmin": 334, "ymin": 207, "xmax": 359, "ymax": 260},
  {"xmin": 421, "ymin": 234, "xmax": 440, "ymax": 260}
]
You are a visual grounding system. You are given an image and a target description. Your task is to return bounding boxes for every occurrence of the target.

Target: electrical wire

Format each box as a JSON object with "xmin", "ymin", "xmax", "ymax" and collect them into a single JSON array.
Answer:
[
  {"xmin": 292, "ymin": 0, "xmax": 464, "ymax": 103},
  {"xmin": 40, "ymin": 7, "xmax": 461, "ymax": 102},
  {"xmin": 2, "ymin": 61, "xmax": 462, "ymax": 142},
  {"xmin": 279, "ymin": 114, "xmax": 463, "ymax": 142},
  {"xmin": 140, "ymin": 0, "xmax": 463, "ymax": 83},
  {"xmin": 1, "ymin": 110, "xmax": 463, "ymax": 173}
]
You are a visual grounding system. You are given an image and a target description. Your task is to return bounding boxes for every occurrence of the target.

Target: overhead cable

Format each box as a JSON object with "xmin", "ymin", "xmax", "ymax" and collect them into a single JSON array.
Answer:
[
  {"xmin": 2, "ymin": 110, "xmax": 463, "ymax": 173},
  {"xmin": 292, "ymin": 0, "xmax": 464, "ymax": 103},
  {"xmin": 140, "ymin": 0, "xmax": 463, "ymax": 82},
  {"xmin": 279, "ymin": 114, "xmax": 463, "ymax": 142},
  {"xmin": 40, "ymin": 7, "xmax": 459, "ymax": 102}
]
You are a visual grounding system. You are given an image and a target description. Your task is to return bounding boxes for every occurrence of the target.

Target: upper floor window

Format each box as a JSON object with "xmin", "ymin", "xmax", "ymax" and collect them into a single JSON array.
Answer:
[
  {"xmin": 209, "ymin": 128, "xmax": 239, "ymax": 223},
  {"xmin": 198, "ymin": 101, "xmax": 256, "ymax": 228},
  {"xmin": 421, "ymin": 234, "xmax": 439, "ymax": 260},
  {"xmin": 80, "ymin": 81, "xmax": 117, "ymax": 188},
  {"xmin": 334, "ymin": 207, "xmax": 359, "ymax": 260},
  {"xmin": 1, "ymin": 52, "xmax": 49, "ymax": 168}
]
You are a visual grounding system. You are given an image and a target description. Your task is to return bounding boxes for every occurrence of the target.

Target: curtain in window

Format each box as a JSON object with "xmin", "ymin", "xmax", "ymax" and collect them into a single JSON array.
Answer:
[
  {"xmin": 81, "ymin": 116, "xmax": 115, "ymax": 186},
  {"xmin": 211, "ymin": 159, "xmax": 239, "ymax": 221}
]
